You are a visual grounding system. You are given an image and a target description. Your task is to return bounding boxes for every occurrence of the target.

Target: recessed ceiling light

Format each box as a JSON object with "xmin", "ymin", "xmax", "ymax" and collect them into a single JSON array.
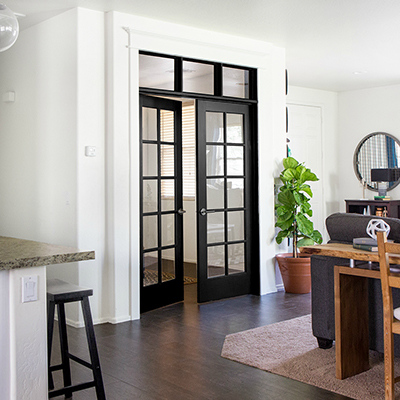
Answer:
[{"xmin": 353, "ymin": 71, "xmax": 367, "ymax": 75}]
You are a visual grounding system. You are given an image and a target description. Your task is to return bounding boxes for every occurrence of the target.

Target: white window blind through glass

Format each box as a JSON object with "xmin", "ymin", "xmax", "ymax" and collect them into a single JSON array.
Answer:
[{"xmin": 160, "ymin": 102, "xmax": 196, "ymax": 199}]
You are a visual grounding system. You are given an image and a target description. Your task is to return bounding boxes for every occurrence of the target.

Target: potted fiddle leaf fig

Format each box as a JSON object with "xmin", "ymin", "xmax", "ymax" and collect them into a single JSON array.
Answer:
[{"xmin": 275, "ymin": 156, "xmax": 323, "ymax": 293}]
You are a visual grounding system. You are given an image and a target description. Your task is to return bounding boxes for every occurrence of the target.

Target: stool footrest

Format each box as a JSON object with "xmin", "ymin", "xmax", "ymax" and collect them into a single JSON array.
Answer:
[
  {"xmin": 69, "ymin": 353, "xmax": 93, "ymax": 370},
  {"xmin": 50, "ymin": 353, "xmax": 93, "ymax": 372},
  {"xmin": 49, "ymin": 380, "xmax": 96, "ymax": 398}
]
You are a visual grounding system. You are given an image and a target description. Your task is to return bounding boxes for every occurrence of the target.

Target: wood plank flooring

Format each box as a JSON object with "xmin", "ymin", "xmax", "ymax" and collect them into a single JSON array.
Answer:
[{"xmin": 50, "ymin": 285, "xmax": 351, "ymax": 400}]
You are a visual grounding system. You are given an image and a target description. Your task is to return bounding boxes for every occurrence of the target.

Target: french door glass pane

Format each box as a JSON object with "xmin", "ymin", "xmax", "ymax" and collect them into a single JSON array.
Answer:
[
  {"xmin": 207, "ymin": 212, "xmax": 225, "ymax": 244},
  {"xmin": 227, "ymin": 146, "xmax": 243, "ymax": 176},
  {"xmin": 161, "ymin": 248, "xmax": 175, "ymax": 282},
  {"xmin": 162, "ymin": 214, "xmax": 175, "ymax": 246},
  {"xmin": 228, "ymin": 211, "xmax": 244, "ymax": 241},
  {"xmin": 227, "ymin": 178, "xmax": 244, "ymax": 208},
  {"xmin": 228, "ymin": 243, "xmax": 245, "ymax": 274},
  {"xmin": 143, "ymin": 143, "xmax": 158, "ymax": 176},
  {"xmin": 227, "ymin": 114, "xmax": 243, "ymax": 143},
  {"xmin": 160, "ymin": 110, "xmax": 174, "ymax": 142},
  {"xmin": 183, "ymin": 61, "xmax": 214, "ymax": 95},
  {"xmin": 143, "ymin": 215, "xmax": 158, "ymax": 249},
  {"xmin": 139, "ymin": 54, "xmax": 174, "ymax": 90},
  {"xmin": 208, "ymin": 246, "xmax": 225, "ymax": 278},
  {"xmin": 142, "ymin": 108, "xmax": 157, "ymax": 141},
  {"xmin": 206, "ymin": 112, "xmax": 224, "ymax": 142},
  {"xmin": 143, "ymin": 251, "xmax": 158, "ymax": 286},
  {"xmin": 161, "ymin": 179, "xmax": 174, "ymax": 211},
  {"xmin": 207, "ymin": 178, "xmax": 224, "ymax": 209},
  {"xmin": 206, "ymin": 145, "xmax": 224, "ymax": 176},
  {"xmin": 161, "ymin": 144, "xmax": 174, "ymax": 177},
  {"xmin": 143, "ymin": 180, "xmax": 158, "ymax": 212}
]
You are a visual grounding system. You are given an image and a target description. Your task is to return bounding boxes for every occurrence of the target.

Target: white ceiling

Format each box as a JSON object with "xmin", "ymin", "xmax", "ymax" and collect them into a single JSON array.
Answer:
[{"xmin": 5, "ymin": 0, "xmax": 400, "ymax": 92}]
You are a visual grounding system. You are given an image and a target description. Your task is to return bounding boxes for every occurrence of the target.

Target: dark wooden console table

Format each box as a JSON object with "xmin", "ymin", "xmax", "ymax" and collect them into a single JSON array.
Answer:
[{"xmin": 345, "ymin": 199, "xmax": 400, "ymax": 218}]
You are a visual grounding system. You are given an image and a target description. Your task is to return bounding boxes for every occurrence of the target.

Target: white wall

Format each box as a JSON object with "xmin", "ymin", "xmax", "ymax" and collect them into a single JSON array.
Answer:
[
  {"xmin": 287, "ymin": 86, "xmax": 340, "ymax": 241},
  {"xmin": 0, "ymin": 8, "xmax": 106, "ymax": 326},
  {"xmin": 0, "ymin": 7, "xmax": 286, "ymax": 328},
  {"xmin": 338, "ymin": 84, "xmax": 400, "ymax": 204}
]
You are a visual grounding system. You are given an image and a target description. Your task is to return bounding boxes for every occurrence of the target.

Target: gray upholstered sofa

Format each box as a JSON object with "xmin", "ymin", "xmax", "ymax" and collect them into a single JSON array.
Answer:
[{"xmin": 311, "ymin": 212, "xmax": 400, "ymax": 354}]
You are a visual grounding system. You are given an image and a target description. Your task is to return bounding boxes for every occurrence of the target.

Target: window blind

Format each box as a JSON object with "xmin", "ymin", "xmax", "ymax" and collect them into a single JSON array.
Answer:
[{"xmin": 160, "ymin": 102, "xmax": 196, "ymax": 199}]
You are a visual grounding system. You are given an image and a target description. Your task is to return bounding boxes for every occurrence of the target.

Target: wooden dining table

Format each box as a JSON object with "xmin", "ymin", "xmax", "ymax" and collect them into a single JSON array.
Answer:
[{"xmin": 301, "ymin": 243, "xmax": 400, "ymax": 379}]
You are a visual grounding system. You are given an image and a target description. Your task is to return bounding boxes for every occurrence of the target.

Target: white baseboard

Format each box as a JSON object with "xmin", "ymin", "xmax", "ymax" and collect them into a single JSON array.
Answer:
[{"xmin": 275, "ymin": 283, "xmax": 285, "ymax": 292}]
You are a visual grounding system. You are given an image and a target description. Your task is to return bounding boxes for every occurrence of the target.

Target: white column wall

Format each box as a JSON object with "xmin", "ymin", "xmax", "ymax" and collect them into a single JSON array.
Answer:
[
  {"xmin": 76, "ymin": 9, "xmax": 107, "ymax": 326},
  {"xmin": 0, "ymin": 8, "xmax": 107, "ymax": 326}
]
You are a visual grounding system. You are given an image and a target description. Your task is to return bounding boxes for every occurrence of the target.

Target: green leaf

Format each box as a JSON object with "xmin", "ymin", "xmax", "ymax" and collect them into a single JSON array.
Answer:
[
  {"xmin": 275, "ymin": 216, "xmax": 294, "ymax": 231},
  {"xmin": 299, "ymin": 184, "xmax": 312, "ymax": 197},
  {"xmin": 278, "ymin": 211, "xmax": 293, "ymax": 222},
  {"xmin": 293, "ymin": 191, "xmax": 307, "ymax": 205},
  {"xmin": 275, "ymin": 205, "xmax": 289, "ymax": 215},
  {"xmin": 301, "ymin": 169, "xmax": 319, "ymax": 182},
  {"xmin": 300, "ymin": 202, "xmax": 311, "ymax": 212},
  {"xmin": 297, "ymin": 238, "xmax": 316, "ymax": 247},
  {"xmin": 283, "ymin": 157, "xmax": 299, "ymax": 169},
  {"xmin": 296, "ymin": 165, "xmax": 306, "ymax": 176},
  {"xmin": 283, "ymin": 168, "xmax": 297, "ymax": 181},
  {"xmin": 310, "ymin": 230, "xmax": 323, "ymax": 244},
  {"xmin": 277, "ymin": 190, "xmax": 295, "ymax": 207},
  {"xmin": 296, "ymin": 214, "xmax": 313, "ymax": 235},
  {"xmin": 276, "ymin": 229, "xmax": 290, "ymax": 244}
]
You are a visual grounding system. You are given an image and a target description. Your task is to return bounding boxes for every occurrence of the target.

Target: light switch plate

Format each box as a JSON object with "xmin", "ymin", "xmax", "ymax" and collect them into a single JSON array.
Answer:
[
  {"xmin": 22, "ymin": 275, "xmax": 38, "ymax": 302},
  {"xmin": 85, "ymin": 146, "xmax": 96, "ymax": 157}
]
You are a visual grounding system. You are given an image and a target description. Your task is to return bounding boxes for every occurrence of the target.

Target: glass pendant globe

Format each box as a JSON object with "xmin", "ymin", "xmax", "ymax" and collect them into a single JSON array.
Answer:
[{"xmin": 0, "ymin": 4, "xmax": 19, "ymax": 52}]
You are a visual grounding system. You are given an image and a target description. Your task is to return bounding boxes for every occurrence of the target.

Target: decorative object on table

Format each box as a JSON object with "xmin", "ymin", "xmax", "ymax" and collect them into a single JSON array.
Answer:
[
  {"xmin": 371, "ymin": 168, "xmax": 400, "ymax": 197},
  {"xmin": 275, "ymin": 156, "xmax": 323, "ymax": 293},
  {"xmin": 376, "ymin": 207, "xmax": 383, "ymax": 217},
  {"xmin": 352, "ymin": 218, "xmax": 391, "ymax": 251},
  {"xmin": 0, "ymin": 4, "xmax": 19, "ymax": 52},
  {"xmin": 361, "ymin": 178, "xmax": 367, "ymax": 199},
  {"xmin": 367, "ymin": 218, "xmax": 391, "ymax": 240}
]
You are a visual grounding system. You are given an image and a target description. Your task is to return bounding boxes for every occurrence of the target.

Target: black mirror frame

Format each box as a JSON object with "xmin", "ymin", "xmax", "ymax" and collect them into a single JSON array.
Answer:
[{"xmin": 353, "ymin": 132, "xmax": 400, "ymax": 192}]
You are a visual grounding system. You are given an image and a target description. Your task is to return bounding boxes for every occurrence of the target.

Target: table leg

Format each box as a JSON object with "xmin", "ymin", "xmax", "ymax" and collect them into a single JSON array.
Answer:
[{"xmin": 334, "ymin": 266, "xmax": 370, "ymax": 379}]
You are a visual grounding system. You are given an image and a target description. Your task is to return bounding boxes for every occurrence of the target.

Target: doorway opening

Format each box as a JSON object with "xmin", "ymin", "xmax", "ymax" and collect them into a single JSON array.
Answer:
[{"xmin": 139, "ymin": 52, "xmax": 259, "ymax": 314}]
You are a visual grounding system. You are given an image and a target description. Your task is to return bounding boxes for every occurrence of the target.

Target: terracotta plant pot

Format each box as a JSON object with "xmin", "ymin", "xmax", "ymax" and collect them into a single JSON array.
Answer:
[{"xmin": 275, "ymin": 253, "xmax": 311, "ymax": 294}]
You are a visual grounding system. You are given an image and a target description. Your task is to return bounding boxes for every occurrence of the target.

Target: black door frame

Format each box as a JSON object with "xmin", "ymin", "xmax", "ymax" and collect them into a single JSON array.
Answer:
[
  {"xmin": 139, "ymin": 95, "xmax": 184, "ymax": 313},
  {"xmin": 196, "ymin": 100, "xmax": 259, "ymax": 302},
  {"xmin": 138, "ymin": 52, "xmax": 260, "ymax": 310}
]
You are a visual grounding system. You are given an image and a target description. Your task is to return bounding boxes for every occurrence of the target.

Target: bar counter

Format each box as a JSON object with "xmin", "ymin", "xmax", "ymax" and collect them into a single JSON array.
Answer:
[{"xmin": 0, "ymin": 236, "xmax": 95, "ymax": 400}]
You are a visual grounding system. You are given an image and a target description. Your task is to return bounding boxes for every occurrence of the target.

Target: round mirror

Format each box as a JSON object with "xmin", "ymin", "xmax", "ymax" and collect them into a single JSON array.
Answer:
[{"xmin": 353, "ymin": 132, "xmax": 400, "ymax": 191}]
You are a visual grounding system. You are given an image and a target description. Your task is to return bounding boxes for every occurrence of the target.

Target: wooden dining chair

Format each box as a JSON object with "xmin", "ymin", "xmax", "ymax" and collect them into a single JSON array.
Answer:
[{"xmin": 377, "ymin": 230, "xmax": 400, "ymax": 399}]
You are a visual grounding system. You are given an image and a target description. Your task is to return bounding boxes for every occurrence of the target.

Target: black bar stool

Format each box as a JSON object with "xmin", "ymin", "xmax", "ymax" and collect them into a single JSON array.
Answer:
[{"xmin": 47, "ymin": 278, "xmax": 106, "ymax": 399}]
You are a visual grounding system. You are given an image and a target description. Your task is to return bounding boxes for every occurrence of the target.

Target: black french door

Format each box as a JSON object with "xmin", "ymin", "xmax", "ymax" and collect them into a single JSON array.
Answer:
[
  {"xmin": 140, "ymin": 95, "xmax": 184, "ymax": 313},
  {"xmin": 196, "ymin": 100, "xmax": 257, "ymax": 303}
]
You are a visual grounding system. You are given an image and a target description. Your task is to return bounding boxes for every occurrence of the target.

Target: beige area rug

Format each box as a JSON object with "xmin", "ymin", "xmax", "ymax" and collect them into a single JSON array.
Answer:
[{"xmin": 221, "ymin": 314, "xmax": 400, "ymax": 400}]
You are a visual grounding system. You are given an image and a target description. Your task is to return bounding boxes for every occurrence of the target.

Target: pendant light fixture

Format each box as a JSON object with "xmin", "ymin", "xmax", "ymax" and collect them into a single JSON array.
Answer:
[{"xmin": 0, "ymin": 3, "xmax": 19, "ymax": 52}]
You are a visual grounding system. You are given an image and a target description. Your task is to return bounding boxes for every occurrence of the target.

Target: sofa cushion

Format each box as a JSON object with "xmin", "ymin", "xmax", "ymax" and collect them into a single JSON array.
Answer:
[{"xmin": 326, "ymin": 212, "xmax": 400, "ymax": 244}]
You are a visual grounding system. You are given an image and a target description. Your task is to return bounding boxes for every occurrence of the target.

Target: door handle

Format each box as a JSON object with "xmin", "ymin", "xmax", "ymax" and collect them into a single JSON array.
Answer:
[
  {"xmin": 177, "ymin": 208, "xmax": 186, "ymax": 215},
  {"xmin": 199, "ymin": 208, "xmax": 216, "ymax": 216}
]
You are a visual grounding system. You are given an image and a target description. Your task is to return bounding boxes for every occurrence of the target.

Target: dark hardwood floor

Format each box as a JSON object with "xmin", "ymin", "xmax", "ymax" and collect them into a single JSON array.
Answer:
[{"xmin": 50, "ymin": 285, "xmax": 351, "ymax": 400}]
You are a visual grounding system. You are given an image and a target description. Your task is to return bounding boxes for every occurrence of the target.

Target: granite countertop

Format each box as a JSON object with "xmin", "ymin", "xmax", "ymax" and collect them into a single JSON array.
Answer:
[{"xmin": 0, "ymin": 236, "xmax": 95, "ymax": 270}]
